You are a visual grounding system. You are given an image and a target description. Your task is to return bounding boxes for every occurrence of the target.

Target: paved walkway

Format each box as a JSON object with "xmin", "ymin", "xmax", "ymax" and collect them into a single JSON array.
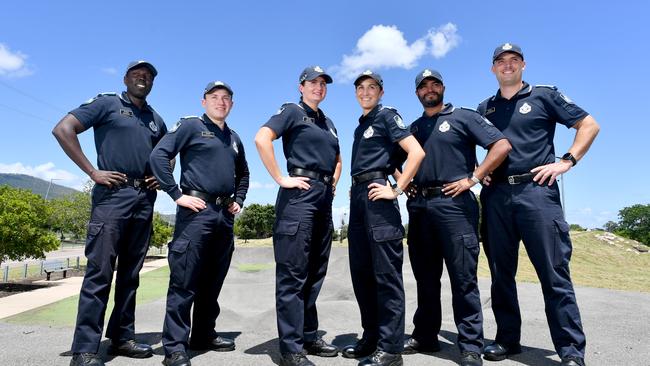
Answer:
[{"xmin": 1, "ymin": 247, "xmax": 649, "ymax": 365}]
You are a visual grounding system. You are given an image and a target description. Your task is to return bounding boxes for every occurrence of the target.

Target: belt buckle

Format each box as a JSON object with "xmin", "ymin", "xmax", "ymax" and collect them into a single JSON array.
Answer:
[
  {"xmin": 133, "ymin": 179, "xmax": 142, "ymax": 188},
  {"xmin": 507, "ymin": 176, "xmax": 515, "ymax": 185},
  {"xmin": 215, "ymin": 197, "xmax": 223, "ymax": 205}
]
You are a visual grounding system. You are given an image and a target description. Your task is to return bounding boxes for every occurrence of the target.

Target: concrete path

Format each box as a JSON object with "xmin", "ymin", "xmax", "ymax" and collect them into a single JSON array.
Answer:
[{"xmin": 0, "ymin": 247, "xmax": 649, "ymax": 365}]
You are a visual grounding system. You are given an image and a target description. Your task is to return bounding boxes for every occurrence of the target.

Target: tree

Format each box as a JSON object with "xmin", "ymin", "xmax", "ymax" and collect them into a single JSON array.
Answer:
[
  {"xmin": 604, "ymin": 221, "xmax": 619, "ymax": 233},
  {"xmin": 48, "ymin": 191, "xmax": 91, "ymax": 239},
  {"xmin": 569, "ymin": 223, "xmax": 586, "ymax": 231},
  {"xmin": 616, "ymin": 204, "xmax": 650, "ymax": 246},
  {"xmin": 0, "ymin": 186, "xmax": 59, "ymax": 266},
  {"xmin": 234, "ymin": 204, "xmax": 275, "ymax": 241},
  {"xmin": 150, "ymin": 212, "xmax": 173, "ymax": 248}
]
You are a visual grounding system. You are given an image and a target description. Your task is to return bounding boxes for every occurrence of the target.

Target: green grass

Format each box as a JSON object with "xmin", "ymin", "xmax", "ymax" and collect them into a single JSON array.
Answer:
[
  {"xmin": 237, "ymin": 263, "xmax": 274, "ymax": 272},
  {"xmin": 6, "ymin": 266, "xmax": 170, "ymax": 327}
]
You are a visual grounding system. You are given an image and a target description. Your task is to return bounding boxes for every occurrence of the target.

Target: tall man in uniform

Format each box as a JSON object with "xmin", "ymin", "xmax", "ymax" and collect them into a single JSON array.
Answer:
[
  {"xmin": 150, "ymin": 81, "xmax": 249, "ymax": 366},
  {"xmin": 477, "ymin": 43, "xmax": 600, "ymax": 366},
  {"xmin": 403, "ymin": 69, "xmax": 511, "ymax": 366},
  {"xmin": 52, "ymin": 61, "xmax": 166, "ymax": 366}
]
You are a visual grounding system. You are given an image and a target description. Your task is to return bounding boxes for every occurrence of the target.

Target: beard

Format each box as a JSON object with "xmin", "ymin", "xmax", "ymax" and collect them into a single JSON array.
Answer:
[{"xmin": 419, "ymin": 92, "xmax": 443, "ymax": 108}]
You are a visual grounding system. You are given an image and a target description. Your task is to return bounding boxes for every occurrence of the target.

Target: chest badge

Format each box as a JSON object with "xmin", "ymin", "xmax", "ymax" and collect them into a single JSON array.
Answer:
[
  {"xmin": 519, "ymin": 102, "xmax": 532, "ymax": 114},
  {"xmin": 485, "ymin": 107, "xmax": 496, "ymax": 116},
  {"xmin": 148, "ymin": 121, "xmax": 158, "ymax": 132},
  {"xmin": 119, "ymin": 108, "xmax": 134, "ymax": 117},
  {"xmin": 201, "ymin": 131, "xmax": 215, "ymax": 138},
  {"xmin": 363, "ymin": 126, "xmax": 374, "ymax": 139},
  {"xmin": 439, "ymin": 121, "xmax": 450, "ymax": 133},
  {"xmin": 329, "ymin": 128, "xmax": 338, "ymax": 138},
  {"xmin": 232, "ymin": 142, "xmax": 239, "ymax": 154}
]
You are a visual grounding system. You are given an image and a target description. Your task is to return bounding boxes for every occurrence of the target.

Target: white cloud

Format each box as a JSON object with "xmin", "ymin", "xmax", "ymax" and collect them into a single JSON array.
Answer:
[
  {"xmin": 0, "ymin": 162, "xmax": 84, "ymax": 189},
  {"xmin": 249, "ymin": 181, "xmax": 276, "ymax": 189},
  {"xmin": 101, "ymin": 67, "xmax": 118, "ymax": 75},
  {"xmin": 427, "ymin": 23, "xmax": 461, "ymax": 58},
  {"xmin": 0, "ymin": 43, "xmax": 32, "ymax": 77},
  {"xmin": 331, "ymin": 23, "xmax": 461, "ymax": 82}
]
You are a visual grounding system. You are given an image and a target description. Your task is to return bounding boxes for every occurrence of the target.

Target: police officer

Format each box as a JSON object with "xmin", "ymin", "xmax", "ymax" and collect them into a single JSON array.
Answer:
[
  {"xmin": 255, "ymin": 66, "xmax": 341, "ymax": 366},
  {"xmin": 342, "ymin": 70, "xmax": 425, "ymax": 366},
  {"xmin": 149, "ymin": 81, "xmax": 249, "ymax": 366},
  {"xmin": 52, "ymin": 61, "xmax": 166, "ymax": 366},
  {"xmin": 402, "ymin": 69, "xmax": 511, "ymax": 366},
  {"xmin": 477, "ymin": 43, "xmax": 600, "ymax": 366}
]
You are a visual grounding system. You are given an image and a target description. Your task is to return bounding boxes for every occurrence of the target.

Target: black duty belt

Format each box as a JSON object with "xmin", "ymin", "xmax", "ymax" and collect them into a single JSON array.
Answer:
[
  {"xmin": 352, "ymin": 171, "xmax": 387, "ymax": 185},
  {"xmin": 183, "ymin": 189, "xmax": 235, "ymax": 206},
  {"xmin": 290, "ymin": 168, "xmax": 333, "ymax": 184},
  {"xmin": 123, "ymin": 177, "xmax": 148, "ymax": 189},
  {"xmin": 494, "ymin": 172, "xmax": 535, "ymax": 185}
]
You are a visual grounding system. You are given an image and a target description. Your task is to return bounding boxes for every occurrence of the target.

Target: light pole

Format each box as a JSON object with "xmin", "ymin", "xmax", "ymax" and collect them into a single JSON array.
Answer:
[{"xmin": 45, "ymin": 178, "xmax": 62, "ymax": 200}]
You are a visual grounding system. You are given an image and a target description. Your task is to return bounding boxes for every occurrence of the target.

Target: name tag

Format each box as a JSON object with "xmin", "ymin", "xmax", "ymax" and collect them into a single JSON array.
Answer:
[
  {"xmin": 120, "ymin": 108, "xmax": 134, "ymax": 117},
  {"xmin": 201, "ymin": 131, "xmax": 215, "ymax": 138}
]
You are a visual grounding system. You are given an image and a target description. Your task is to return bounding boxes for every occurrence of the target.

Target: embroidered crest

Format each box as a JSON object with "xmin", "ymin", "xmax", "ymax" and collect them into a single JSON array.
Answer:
[
  {"xmin": 502, "ymin": 43, "xmax": 513, "ymax": 50},
  {"xmin": 232, "ymin": 141, "xmax": 239, "ymax": 154},
  {"xmin": 363, "ymin": 126, "xmax": 374, "ymax": 138},
  {"xmin": 362, "ymin": 70, "xmax": 373, "ymax": 75},
  {"xmin": 330, "ymin": 128, "xmax": 338, "ymax": 138},
  {"xmin": 519, "ymin": 102, "xmax": 531, "ymax": 114},
  {"xmin": 148, "ymin": 121, "xmax": 158, "ymax": 132},
  {"xmin": 394, "ymin": 115, "xmax": 406, "ymax": 129},
  {"xmin": 439, "ymin": 121, "xmax": 450, "ymax": 132},
  {"xmin": 314, "ymin": 66, "xmax": 324, "ymax": 72},
  {"xmin": 422, "ymin": 69, "xmax": 432, "ymax": 77}
]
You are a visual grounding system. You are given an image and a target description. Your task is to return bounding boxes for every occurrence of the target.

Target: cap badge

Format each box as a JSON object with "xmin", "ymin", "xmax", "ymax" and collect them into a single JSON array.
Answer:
[
  {"xmin": 363, "ymin": 126, "xmax": 374, "ymax": 138},
  {"xmin": 215, "ymin": 81, "xmax": 224, "ymax": 86},
  {"xmin": 519, "ymin": 102, "xmax": 531, "ymax": 114},
  {"xmin": 502, "ymin": 43, "xmax": 513, "ymax": 50},
  {"xmin": 439, "ymin": 121, "xmax": 450, "ymax": 133},
  {"xmin": 314, "ymin": 66, "xmax": 324, "ymax": 72},
  {"xmin": 362, "ymin": 70, "xmax": 373, "ymax": 75},
  {"xmin": 422, "ymin": 69, "xmax": 432, "ymax": 77}
]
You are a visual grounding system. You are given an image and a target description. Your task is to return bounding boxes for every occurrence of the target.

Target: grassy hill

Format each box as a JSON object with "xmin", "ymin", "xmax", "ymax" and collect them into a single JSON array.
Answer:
[{"xmin": 0, "ymin": 173, "xmax": 79, "ymax": 199}]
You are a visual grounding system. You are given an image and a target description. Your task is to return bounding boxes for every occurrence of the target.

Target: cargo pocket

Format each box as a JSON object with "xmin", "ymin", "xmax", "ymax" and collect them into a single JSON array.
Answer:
[
  {"xmin": 458, "ymin": 233, "xmax": 479, "ymax": 290},
  {"xmin": 273, "ymin": 219, "xmax": 306, "ymax": 268},
  {"xmin": 168, "ymin": 238, "xmax": 190, "ymax": 287},
  {"xmin": 370, "ymin": 224, "xmax": 404, "ymax": 274},
  {"xmin": 553, "ymin": 219, "xmax": 572, "ymax": 268},
  {"xmin": 84, "ymin": 222, "xmax": 104, "ymax": 259}
]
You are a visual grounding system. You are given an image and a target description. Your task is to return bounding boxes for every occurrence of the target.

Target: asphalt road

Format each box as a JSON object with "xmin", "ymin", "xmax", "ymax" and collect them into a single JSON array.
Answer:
[{"xmin": 1, "ymin": 247, "xmax": 648, "ymax": 365}]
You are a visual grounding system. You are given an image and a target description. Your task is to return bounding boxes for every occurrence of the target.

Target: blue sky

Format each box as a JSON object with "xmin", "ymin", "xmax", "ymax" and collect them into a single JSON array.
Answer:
[{"xmin": 1, "ymin": 1, "xmax": 647, "ymax": 229}]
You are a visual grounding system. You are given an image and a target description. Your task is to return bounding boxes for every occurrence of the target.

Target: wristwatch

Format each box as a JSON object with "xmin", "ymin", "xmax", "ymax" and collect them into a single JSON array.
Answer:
[
  {"xmin": 561, "ymin": 152, "xmax": 577, "ymax": 166},
  {"xmin": 392, "ymin": 184, "xmax": 404, "ymax": 196},
  {"xmin": 470, "ymin": 174, "xmax": 481, "ymax": 185}
]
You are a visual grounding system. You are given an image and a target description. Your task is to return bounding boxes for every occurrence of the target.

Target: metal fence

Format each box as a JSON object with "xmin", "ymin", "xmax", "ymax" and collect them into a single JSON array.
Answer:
[{"xmin": 1, "ymin": 246, "xmax": 167, "ymax": 283}]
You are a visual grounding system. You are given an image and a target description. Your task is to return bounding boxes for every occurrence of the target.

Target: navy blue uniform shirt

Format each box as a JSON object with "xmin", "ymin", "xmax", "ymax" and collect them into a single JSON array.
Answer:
[
  {"xmin": 477, "ymin": 82, "xmax": 588, "ymax": 178},
  {"xmin": 351, "ymin": 104, "xmax": 411, "ymax": 176},
  {"xmin": 264, "ymin": 101, "xmax": 339, "ymax": 175},
  {"xmin": 150, "ymin": 114, "xmax": 249, "ymax": 206},
  {"xmin": 70, "ymin": 92, "xmax": 167, "ymax": 177},
  {"xmin": 410, "ymin": 103, "xmax": 504, "ymax": 185}
]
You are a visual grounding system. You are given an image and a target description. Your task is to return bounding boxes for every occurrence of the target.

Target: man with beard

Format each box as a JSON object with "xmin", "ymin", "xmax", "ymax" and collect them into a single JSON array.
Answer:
[
  {"xmin": 151, "ymin": 81, "xmax": 249, "ymax": 366},
  {"xmin": 52, "ymin": 61, "xmax": 166, "ymax": 366},
  {"xmin": 477, "ymin": 43, "xmax": 599, "ymax": 366},
  {"xmin": 402, "ymin": 69, "xmax": 510, "ymax": 366}
]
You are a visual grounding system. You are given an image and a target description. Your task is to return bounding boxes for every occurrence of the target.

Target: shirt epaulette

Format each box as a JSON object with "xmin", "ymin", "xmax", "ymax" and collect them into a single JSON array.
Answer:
[
  {"xmin": 459, "ymin": 106, "xmax": 479, "ymax": 113},
  {"xmin": 380, "ymin": 105, "xmax": 397, "ymax": 112},
  {"xmin": 535, "ymin": 84, "xmax": 558, "ymax": 90},
  {"xmin": 80, "ymin": 92, "xmax": 117, "ymax": 106},
  {"xmin": 180, "ymin": 115, "xmax": 200, "ymax": 120}
]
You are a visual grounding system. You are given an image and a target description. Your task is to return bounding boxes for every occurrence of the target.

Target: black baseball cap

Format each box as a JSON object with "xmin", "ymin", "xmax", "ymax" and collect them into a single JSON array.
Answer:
[
  {"xmin": 415, "ymin": 69, "xmax": 443, "ymax": 88},
  {"xmin": 299, "ymin": 66, "xmax": 333, "ymax": 84},
  {"xmin": 125, "ymin": 60, "xmax": 158, "ymax": 77},
  {"xmin": 204, "ymin": 81, "xmax": 233, "ymax": 96},
  {"xmin": 492, "ymin": 43, "xmax": 524, "ymax": 62},
  {"xmin": 354, "ymin": 70, "xmax": 383, "ymax": 88}
]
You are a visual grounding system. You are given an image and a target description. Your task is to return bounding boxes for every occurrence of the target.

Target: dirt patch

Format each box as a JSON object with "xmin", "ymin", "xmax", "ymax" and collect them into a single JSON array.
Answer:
[{"xmin": 0, "ymin": 281, "xmax": 54, "ymax": 299}]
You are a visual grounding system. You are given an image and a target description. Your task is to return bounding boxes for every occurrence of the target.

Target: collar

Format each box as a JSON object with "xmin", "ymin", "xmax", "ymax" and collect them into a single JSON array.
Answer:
[
  {"xmin": 299, "ymin": 100, "xmax": 322, "ymax": 119},
  {"xmin": 201, "ymin": 113, "xmax": 230, "ymax": 132},
  {"xmin": 493, "ymin": 81, "xmax": 532, "ymax": 101},
  {"xmin": 421, "ymin": 103, "xmax": 454, "ymax": 118},
  {"xmin": 119, "ymin": 91, "xmax": 152, "ymax": 111},
  {"xmin": 359, "ymin": 104, "xmax": 382, "ymax": 124}
]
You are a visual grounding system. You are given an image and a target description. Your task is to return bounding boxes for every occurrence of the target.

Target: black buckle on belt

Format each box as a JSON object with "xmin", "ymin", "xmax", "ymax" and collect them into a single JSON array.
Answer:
[
  {"xmin": 420, "ymin": 186, "xmax": 444, "ymax": 198},
  {"xmin": 124, "ymin": 177, "xmax": 146, "ymax": 189},
  {"xmin": 290, "ymin": 168, "xmax": 333, "ymax": 184},
  {"xmin": 506, "ymin": 173, "xmax": 534, "ymax": 185},
  {"xmin": 183, "ymin": 189, "xmax": 234, "ymax": 207},
  {"xmin": 352, "ymin": 171, "xmax": 387, "ymax": 185}
]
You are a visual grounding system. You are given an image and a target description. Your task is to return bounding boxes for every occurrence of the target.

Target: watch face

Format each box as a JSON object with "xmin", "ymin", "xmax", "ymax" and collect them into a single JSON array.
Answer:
[{"xmin": 562, "ymin": 153, "xmax": 573, "ymax": 160}]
